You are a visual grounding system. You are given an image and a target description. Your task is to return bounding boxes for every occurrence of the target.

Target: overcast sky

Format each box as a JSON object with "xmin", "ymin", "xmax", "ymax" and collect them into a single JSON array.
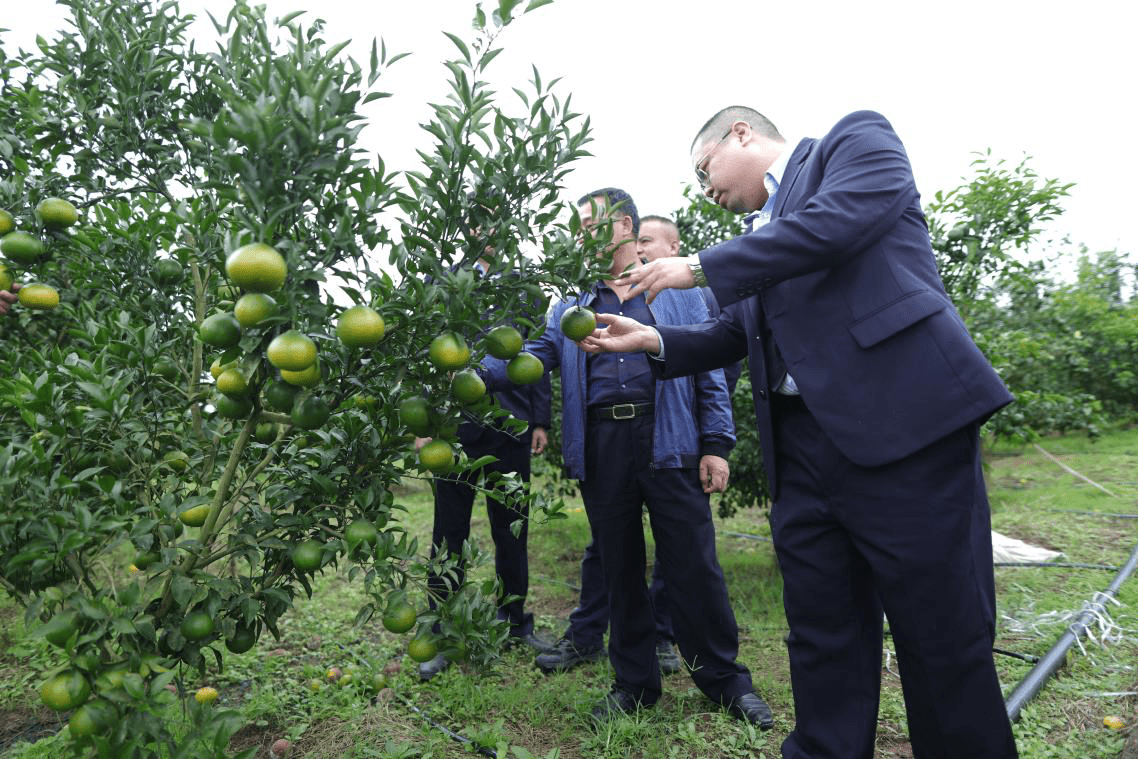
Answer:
[{"xmin": 5, "ymin": 0, "xmax": 1134, "ymax": 261}]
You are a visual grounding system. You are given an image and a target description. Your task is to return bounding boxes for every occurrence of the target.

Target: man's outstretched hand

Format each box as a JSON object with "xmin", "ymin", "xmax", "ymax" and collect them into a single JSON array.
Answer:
[
  {"xmin": 577, "ymin": 313, "xmax": 661, "ymax": 355},
  {"xmin": 612, "ymin": 256, "xmax": 694, "ymax": 303}
]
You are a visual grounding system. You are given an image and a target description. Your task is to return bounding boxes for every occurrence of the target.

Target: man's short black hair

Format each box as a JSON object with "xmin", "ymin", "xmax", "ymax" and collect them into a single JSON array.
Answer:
[{"xmin": 577, "ymin": 187, "xmax": 639, "ymax": 235}]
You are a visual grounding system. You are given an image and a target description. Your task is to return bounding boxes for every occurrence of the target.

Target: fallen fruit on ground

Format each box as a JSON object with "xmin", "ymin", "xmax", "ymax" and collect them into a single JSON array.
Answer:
[
  {"xmin": 225, "ymin": 242, "xmax": 287, "ymax": 292},
  {"xmin": 270, "ymin": 738, "xmax": 292, "ymax": 758},
  {"xmin": 194, "ymin": 686, "xmax": 219, "ymax": 704},
  {"xmin": 337, "ymin": 304, "xmax": 386, "ymax": 347}
]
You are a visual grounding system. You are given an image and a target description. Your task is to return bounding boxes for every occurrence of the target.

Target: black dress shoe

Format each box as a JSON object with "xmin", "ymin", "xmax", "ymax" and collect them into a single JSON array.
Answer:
[
  {"xmin": 535, "ymin": 636, "xmax": 605, "ymax": 673},
  {"xmin": 725, "ymin": 692, "xmax": 774, "ymax": 730},
  {"xmin": 590, "ymin": 688, "xmax": 644, "ymax": 720},
  {"xmin": 509, "ymin": 631, "xmax": 556, "ymax": 654},
  {"xmin": 418, "ymin": 654, "xmax": 451, "ymax": 681},
  {"xmin": 656, "ymin": 640, "xmax": 682, "ymax": 675}
]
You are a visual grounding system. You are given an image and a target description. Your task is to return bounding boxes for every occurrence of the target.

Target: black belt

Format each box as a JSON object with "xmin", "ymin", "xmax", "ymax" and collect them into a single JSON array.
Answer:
[{"xmin": 588, "ymin": 402, "xmax": 654, "ymax": 421}]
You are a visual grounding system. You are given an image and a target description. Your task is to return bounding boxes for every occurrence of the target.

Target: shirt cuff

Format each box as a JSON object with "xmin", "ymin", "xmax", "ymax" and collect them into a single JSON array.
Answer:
[{"xmin": 648, "ymin": 327, "xmax": 665, "ymax": 360}]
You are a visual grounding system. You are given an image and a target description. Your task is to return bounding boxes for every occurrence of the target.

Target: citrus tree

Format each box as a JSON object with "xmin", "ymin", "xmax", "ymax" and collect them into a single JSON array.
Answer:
[{"xmin": 0, "ymin": 0, "xmax": 594, "ymax": 754}]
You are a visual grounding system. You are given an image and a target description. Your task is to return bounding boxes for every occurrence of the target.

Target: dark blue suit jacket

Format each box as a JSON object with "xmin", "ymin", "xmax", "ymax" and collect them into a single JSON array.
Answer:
[{"xmin": 656, "ymin": 111, "xmax": 1012, "ymax": 493}]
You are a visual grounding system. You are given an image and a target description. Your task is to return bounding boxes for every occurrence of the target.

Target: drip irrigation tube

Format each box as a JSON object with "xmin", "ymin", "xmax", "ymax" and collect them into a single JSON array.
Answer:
[
  {"xmin": 722, "ymin": 530, "xmax": 773, "ymax": 542},
  {"xmin": 995, "ymin": 561, "xmax": 1119, "ymax": 571},
  {"xmin": 1045, "ymin": 508, "xmax": 1138, "ymax": 519},
  {"xmin": 1004, "ymin": 538, "xmax": 1138, "ymax": 722}
]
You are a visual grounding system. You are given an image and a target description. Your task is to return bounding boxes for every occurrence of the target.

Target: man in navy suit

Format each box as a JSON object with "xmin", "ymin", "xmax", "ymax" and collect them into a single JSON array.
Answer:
[{"xmin": 580, "ymin": 107, "xmax": 1018, "ymax": 758}]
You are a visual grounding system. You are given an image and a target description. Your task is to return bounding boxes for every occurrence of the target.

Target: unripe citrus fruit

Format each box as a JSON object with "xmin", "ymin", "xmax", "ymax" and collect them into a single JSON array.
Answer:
[
  {"xmin": 291, "ymin": 539, "xmax": 324, "ymax": 572},
  {"xmin": 451, "ymin": 369, "xmax": 486, "ymax": 405},
  {"xmin": 133, "ymin": 551, "xmax": 160, "ymax": 570},
  {"xmin": 560, "ymin": 305, "xmax": 596, "ymax": 341},
  {"xmin": 485, "ymin": 325, "xmax": 523, "ymax": 359},
  {"xmin": 215, "ymin": 367, "xmax": 249, "ymax": 398},
  {"xmin": 153, "ymin": 258, "xmax": 184, "ymax": 287},
  {"xmin": 263, "ymin": 379, "xmax": 301, "ymax": 412},
  {"xmin": 41, "ymin": 670, "xmax": 90, "ymax": 711},
  {"xmin": 506, "ymin": 352, "xmax": 543, "ymax": 385},
  {"xmin": 337, "ymin": 305, "xmax": 385, "ymax": 348},
  {"xmin": 225, "ymin": 242, "xmax": 287, "ymax": 292},
  {"xmin": 153, "ymin": 355, "xmax": 179, "ymax": 381},
  {"xmin": 267, "ymin": 330, "xmax": 317, "ymax": 371},
  {"xmin": 162, "ymin": 450, "xmax": 190, "ymax": 471},
  {"xmin": 199, "ymin": 312, "xmax": 242, "ymax": 348},
  {"xmin": 194, "ymin": 686, "xmax": 220, "ymax": 705},
  {"xmin": 1104, "ymin": 715, "xmax": 1125, "ymax": 730},
  {"xmin": 382, "ymin": 602, "xmax": 417, "ymax": 634},
  {"xmin": 0, "ymin": 262, "xmax": 13, "ymax": 292},
  {"xmin": 399, "ymin": 397, "xmax": 433, "ymax": 436},
  {"xmin": 279, "ymin": 362, "xmax": 321, "ymax": 388},
  {"xmin": 428, "ymin": 331, "xmax": 471, "ymax": 370},
  {"xmin": 0, "ymin": 209, "xmax": 13, "ymax": 235},
  {"xmin": 215, "ymin": 394, "xmax": 253, "ymax": 419},
  {"xmin": 407, "ymin": 635, "xmax": 438, "ymax": 663},
  {"xmin": 17, "ymin": 283, "xmax": 59, "ymax": 310},
  {"xmin": 181, "ymin": 611, "xmax": 216, "ymax": 641},
  {"xmin": 42, "ymin": 611, "xmax": 79, "ymax": 647},
  {"xmin": 68, "ymin": 699, "xmax": 116, "ymax": 737},
  {"xmin": 344, "ymin": 519, "xmax": 379, "ymax": 549},
  {"xmin": 36, "ymin": 197, "xmax": 79, "ymax": 229},
  {"xmin": 418, "ymin": 439, "xmax": 455, "ymax": 474},
  {"xmin": 234, "ymin": 292, "xmax": 277, "ymax": 327},
  {"xmin": 254, "ymin": 422, "xmax": 278, "ymax": 444},
  {"xmin": 226, "ymin": 623, "xmax": 257, "ymax": 654},
  {"xmin": 1, "ymin": 231, "xmax": 43, "ymax": 264},
  {"xmin": 179, "ymin": 503, "xmax": 211, "ymax": 527},
  {"xmin": 291, "ymin": 394, "xmax": 330, "ymax": 429}
]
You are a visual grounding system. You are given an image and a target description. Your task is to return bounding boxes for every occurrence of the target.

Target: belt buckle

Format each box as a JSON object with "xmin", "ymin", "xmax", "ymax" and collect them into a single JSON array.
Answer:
[{"xmin": 610, "ymin": 403, "xmax": 636, "ymax": 420}]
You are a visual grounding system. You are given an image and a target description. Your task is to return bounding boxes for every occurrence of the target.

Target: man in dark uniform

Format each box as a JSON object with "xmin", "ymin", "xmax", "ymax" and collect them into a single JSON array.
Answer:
[{"xmin": 482, "ymin": 187, "xmax": 773, "ymax": 727}]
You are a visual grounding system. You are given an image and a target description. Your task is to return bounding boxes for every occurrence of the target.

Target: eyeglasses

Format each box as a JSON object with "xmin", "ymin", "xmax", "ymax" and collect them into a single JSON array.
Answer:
[{"xmin": 694, "ymin": 129, "xmax": 732, "ymax": 190}]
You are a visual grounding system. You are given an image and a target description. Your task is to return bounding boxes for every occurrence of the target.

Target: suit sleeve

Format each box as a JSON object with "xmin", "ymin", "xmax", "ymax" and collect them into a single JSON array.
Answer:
[
  {"xmin": 705, "ymin": 112, "xmax": 921, "ymax": 308},
  {"xmin": 651, "ymin": 303, "xmax": 749, "ymax": 380},
  {"xmin": 529, "ymin": 370, "xmax": 552, "ymax": 429}
]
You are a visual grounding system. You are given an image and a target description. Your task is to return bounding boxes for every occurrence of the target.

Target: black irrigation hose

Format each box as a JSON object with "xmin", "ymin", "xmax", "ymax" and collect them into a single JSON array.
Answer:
[
  {"xmin": 995, "ymin": 561, "xmax": 1119, "ymax": 571},
  {"xmin": 1004, "ymin": 538, "xmax": 1138, "ymax": 722},
  {"xmin": 721, "ymin": 530, "xmax": 773, "ymax": 542},
  {"xmin": 391, "ymin": 693, "xmax": 498, "ymax": 758},
  {"xmin": 1045, "ymin": 508, "xmax": 1138, "ymax": 519},
  {"xmin": 992, "ymin": 647, "xmax": 1041, "ymax": 665}
]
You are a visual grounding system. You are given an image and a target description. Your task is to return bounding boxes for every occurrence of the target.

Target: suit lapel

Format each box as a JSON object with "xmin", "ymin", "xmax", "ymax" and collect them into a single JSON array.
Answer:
[{"xmin": 770, "ymin": 138, "xmax": 814, "ymax": 219}]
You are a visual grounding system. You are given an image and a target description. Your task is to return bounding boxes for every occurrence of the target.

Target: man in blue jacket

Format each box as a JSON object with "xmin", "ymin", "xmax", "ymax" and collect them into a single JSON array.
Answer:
[
  {"xmin": 583, "ymin": 109, "xmax": 1018, "ymax": 758},
  {"xmin": 483, "ymin": 187, "xmax": 773, "ymax": 727}
]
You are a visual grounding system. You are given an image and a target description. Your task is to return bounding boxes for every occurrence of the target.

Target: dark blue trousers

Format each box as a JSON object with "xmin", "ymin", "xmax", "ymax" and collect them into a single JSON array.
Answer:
[
  {"xmin": 770, "ymin": 394, "xmax": 1017, "ymax": 759},
  {"xmin": 578, "ymin": 415, "xmax": 752, "ymax": 705},
  {"xmin": 565, "ymin": 537, "xmax": 674, "ymax": 649},
  {"xmin": 428, "ymin": 429, "xmax": 535, "ymax": 636}
]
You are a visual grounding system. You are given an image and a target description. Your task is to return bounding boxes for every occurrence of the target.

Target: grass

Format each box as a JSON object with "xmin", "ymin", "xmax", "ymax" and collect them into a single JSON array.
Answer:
[{"xmin": 3, "ymin": 427, "xmax": 1138, "ymax": 758}]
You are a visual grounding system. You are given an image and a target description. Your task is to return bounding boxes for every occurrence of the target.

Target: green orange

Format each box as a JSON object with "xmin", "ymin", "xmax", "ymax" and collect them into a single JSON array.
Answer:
[
  {"xmin": 506, "ymin": 352, "xmax": 543, "ymax": 385},
  {"xmin": 418, "ymin": 439, "xmax": 455, "ymax": 474},
  {"xmin": 382, "ymin": 601, "xmax": 417, "ymax": 634},
  {"xmin": 399, "ymin": 397, "xmax": 433, "ymax": 436},
  {"xmin": 560, "ymin": 306, "xmax": 596, "ymax": 341},
  {"xmin": 0, "ymin": 209, "xmax": 13, "ymax": 235},
  {"xmin": 225, "ymin": 242, "xmax": 287, "ymax": 292},
  {"xmin": 199, "ymin": 312, "xmax": 242, "ymax": 348},
  {"xmin": 215, "ymin": 367, "xmax": 249, "ymax": 397},
  {"xmin": 68, "ymin": 699, "xmax": 116, "ymax": 737},
  {"xmin": 17, "ymin": 283, "xmax": 59, "ymax": 310},
  {"xmin": 291, "ymin": 393, "xmax": 330, "ymax": 429},
  {"xmin": 179, "ymin": 503, "xmax": 211, "ymax": 527},
  {"xmin": 0, "ymin": 262, "xmax": 13, "ymax": 292},
  {"xmin": 41, "ymin": 670, "xmax": 91, "ymax": 711},
  {"xmin": 267, "ymin": 330, "xmax": 317, "ymax": 371},
  {"xmin": 407, "ymin": 635, "xmax": 438, "ymax": 663},
  {"xmin": 1, "ymin": 231, "xmax": 43, "ymax": 264},
  {"xmin": 154, "ymin": 258, "xmax": 184, "ymax": 287},
  {"xmin": 263, "ymin": 379, "xmax": 301, "ymax": 412},
  {"xmin": 344, "ymin": 519, "xmax": 378, "ymax": 549},
  {"xmin": 428, "ymin": 331, "xmax": 471, "ymax": 371},
  {"xmin": 451, "ymin": 369, "xmax": 486, "ymax": 405},
  {"xmin": 291, "ymin": 539, "xmax": 324, "ymax": 572},
  {"xmin": 215, "ymin": 394, "xmax": 253, "ymax": 419},
  {"xmin": 225, "ymin": 622, "xmax": 257, "ymax": 654},
  {"xmin": 337, "ymin": 305, "xmax": 386, "ymax": 347},
  {"xmin": 41, "ymin": 611, "xmax": 79, "ymax": 647},
  {"xmin": 181, "ymin": 611, "xmax": 216, "ymax": 641},
  {"xmin": 36, "ymin": 197, "xmax": 79, "ymax": 229},
  {"xmin": 234, "ymin": 292, "xmax": 277, "ymax": 327},
  {"xmin": 485, "ymin": 325, "xmax": 523, "ymax": 359}
]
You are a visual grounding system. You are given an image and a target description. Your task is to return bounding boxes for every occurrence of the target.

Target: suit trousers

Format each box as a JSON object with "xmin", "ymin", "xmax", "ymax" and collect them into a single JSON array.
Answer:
[
  {"xmin": 428, "ymin": 429, "xmax": 535, "ymax": 636},
  {"xmin": 770, "ymin": 394, "xmax": 1017, "ymax": 759},
  {"xmin": 565, "ymin": 535, "xmax": 674, "ymax": 649},
  {"xmin": 578, "ymin": 415, "xmax": 752, "ymax": 706}
]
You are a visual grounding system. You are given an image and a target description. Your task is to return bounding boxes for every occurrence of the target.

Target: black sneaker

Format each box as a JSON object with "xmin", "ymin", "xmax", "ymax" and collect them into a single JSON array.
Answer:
[
  {"xmin": 590, "ymin": 687, "xmax": 644, "ymax": 720},
  {"xmin": 509, "ymin": 631, "xmax": 556, "ymax": 654},
  {"xmin": 656, "ymin": 640, "xmax": 682, "ymax": 675},
  {"xmin": 418, "ymin": 654, "xmax": 451, "ymax": 681},
  {"xmin": 534, "ymin": 636, "xmax": 604, "ymax": 673}
]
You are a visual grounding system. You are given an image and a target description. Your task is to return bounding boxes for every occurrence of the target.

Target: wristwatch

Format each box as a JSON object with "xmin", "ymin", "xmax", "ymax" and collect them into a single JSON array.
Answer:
[{"xmin": 687, "ymin": 254, "xmax": 708, "ymax": 287}]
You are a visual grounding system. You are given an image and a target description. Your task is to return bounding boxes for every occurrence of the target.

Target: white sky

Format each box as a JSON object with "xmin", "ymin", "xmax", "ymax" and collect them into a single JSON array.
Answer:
[{"xmin": 5, "ymin": 0, "xmax": 1134, "ymax": 261}]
